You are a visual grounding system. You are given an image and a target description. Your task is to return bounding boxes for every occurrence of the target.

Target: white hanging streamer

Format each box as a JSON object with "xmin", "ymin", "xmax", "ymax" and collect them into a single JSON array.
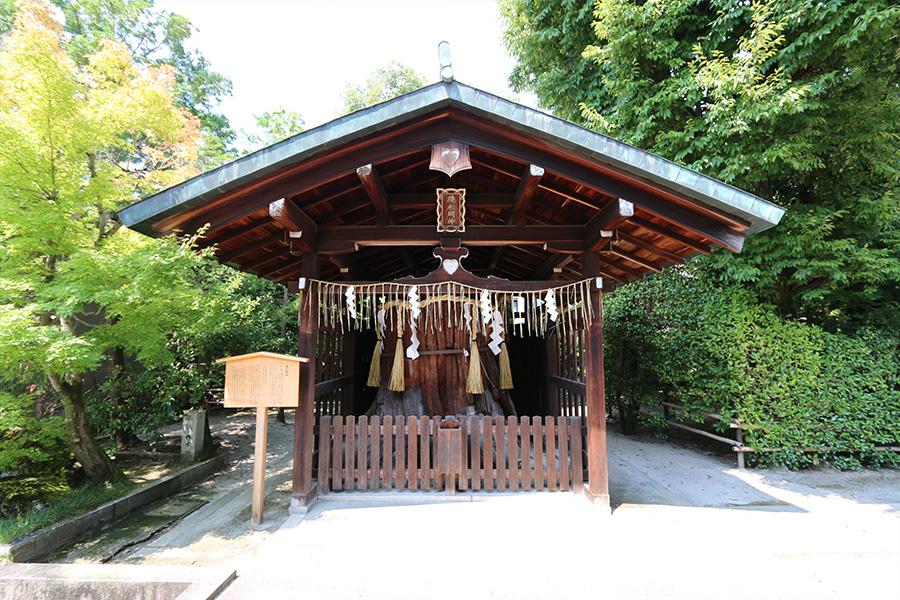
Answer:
[
  {"xmin": 376, "ymin": 308, "xmax": 386, "ymax": 351},
  {"xmin": 462, "ymin": 302, "xmax": 472, "ymax": 357},
  {"xmin": 545, "ymin": 288, "xmax": 558, "ymax": 322},
  {"xmin": 488, "ymin": 309, "xmax": 504, "ymax": 355},
  {"xmin": 407, "ymin": 285, "xmax": 420, "ymax": 320},
  {"xmin": 406, "ymin": 286, "xmax": 420, "ymax": 360},
  {"xmin": 406, "ymin": 317, "xmax": 420, "ymax": 360},
  {"xmin": 480, "ymin": 289, "xmax": 492, "ymax": 325},
  {"xmin": 345, "ymin": 285, "xmax": 357, "ymax": 321}
]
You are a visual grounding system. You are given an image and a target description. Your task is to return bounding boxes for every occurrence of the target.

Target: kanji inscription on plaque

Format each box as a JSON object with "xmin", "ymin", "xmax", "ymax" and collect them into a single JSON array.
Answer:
[
  {"xmin": 436, "ymin": 188, "xmax": 466, "ymax": 233},
  {"xmin": 216, "ymin": 352, "xmax": 308, "ymax": 408}
]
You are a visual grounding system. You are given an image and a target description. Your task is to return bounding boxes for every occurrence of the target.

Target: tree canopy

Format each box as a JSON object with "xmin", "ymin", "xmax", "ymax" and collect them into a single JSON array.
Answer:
[
  {"xmin": 0, "ymin": 0, "xmax": 207, "ymax": 480},
  {"xmin": 502, "ymin": 0, "xmax": 900, "ymax": 330},
  {"xmin": 241, "ymin": 106, "xmax": 306, "ymax": 151},
  {"xmin": 340, "ymin": 61, "xmax": 428, "ymax": 115}
]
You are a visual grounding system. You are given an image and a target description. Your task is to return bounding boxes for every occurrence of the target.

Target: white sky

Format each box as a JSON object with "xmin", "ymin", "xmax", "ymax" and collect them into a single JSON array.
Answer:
[{"xmin": 154, "ymin": 0, "xmax": 535, "ymax": 138}]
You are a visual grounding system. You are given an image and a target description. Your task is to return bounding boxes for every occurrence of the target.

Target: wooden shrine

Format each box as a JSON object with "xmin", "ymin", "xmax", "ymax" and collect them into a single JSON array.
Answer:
[{"xmin": 119, "ymin": 80, "xmax": 785, "ymax": 513}]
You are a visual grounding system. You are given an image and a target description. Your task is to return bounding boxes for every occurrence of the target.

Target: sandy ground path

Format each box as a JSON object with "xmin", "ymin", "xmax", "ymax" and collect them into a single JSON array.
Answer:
[{"xmin": 85, "ymin": 409, "xmax": 900, "ymax": 599}]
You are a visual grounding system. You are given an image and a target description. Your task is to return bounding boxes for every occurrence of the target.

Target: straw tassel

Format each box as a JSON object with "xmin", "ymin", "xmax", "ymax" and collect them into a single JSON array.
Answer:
[
  {"xmin": 366, "ymin": 331, "xmax": 382, "ymax": 389},
  {"xmin": 466, "ymin": 330, "xmax": 484, "ymax": 394},
  {"xmin": 389, "ymin": 316, "xmax": 405, "ymax": 392},
  {"xmin": 498, "ymin": 341, "xmax": 513, "ymax": 389}
]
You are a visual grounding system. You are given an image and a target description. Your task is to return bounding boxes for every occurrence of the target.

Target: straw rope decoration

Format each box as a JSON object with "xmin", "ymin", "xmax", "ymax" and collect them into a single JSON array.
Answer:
[{"xmin": 309, "ymin": 279, "xmax": 595, "ymax": 366}]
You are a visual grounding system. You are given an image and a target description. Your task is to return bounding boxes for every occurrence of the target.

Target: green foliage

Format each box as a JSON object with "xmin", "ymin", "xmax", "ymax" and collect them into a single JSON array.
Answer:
[
  {"xmin": 241, "ymin": 106, "xmax": 305, "ymax": 151},
  {"xmin": 605, "ymin": 268, "xmax": 900, "ymax": 467},
  {"xmin": 503, "ymin": 0, "xmax": 900, "ymax": 466},
  {"xmin": 1, "ymin": 0, "xmax": 237, "ymax": 168},
  {"xmin": 500, "ymin": 0, "xmax": 610, "ymax": 123},
  {"xmin": 86, "ymin": 265, "xmax": 296, "ymax": 443},
  {"xmin": 503, "ymin": 0, "xmax": 900, "ymax": 330},
  {"xmin": 341, "ymin": 61, "xmax": 427, "ymax": 115},
  {"xmin": 0, "ymin": 392, "xmax": 69, "ymax": 474},
  {"xmin": 0, "ymin": 1, "xmax": 206, "ymax": 479},
  {"xmin": 0, "ymin": 477, "xmax": 132, "ymax": 541}
]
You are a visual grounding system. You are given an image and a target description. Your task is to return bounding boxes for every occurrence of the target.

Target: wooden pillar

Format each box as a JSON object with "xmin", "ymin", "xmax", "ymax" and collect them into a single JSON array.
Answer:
[
  {"xmin": 291, "ymin": 252, "xmax": 319, "ymax": 512},
  {"xmin": 582, "ymin": 252, "xmax": 610, "ymax": 510}
]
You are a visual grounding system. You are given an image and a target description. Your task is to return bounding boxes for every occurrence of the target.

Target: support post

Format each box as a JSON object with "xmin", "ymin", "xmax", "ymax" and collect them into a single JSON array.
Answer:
[
  {"xmin": 291, "ymin": 252, "xmax": 319, "ymax": 513},
  {"xmin": 252, "ymin": 407, "xmax": 268, "ymax": 524},
  {"xmin": 582, "ymin": 252, "xmax": 610, "ymax": 511}
]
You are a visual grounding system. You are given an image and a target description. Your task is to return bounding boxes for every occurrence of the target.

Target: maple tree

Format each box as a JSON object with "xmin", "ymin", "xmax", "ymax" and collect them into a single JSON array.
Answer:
[{"xmin": 0, "ymin": 0, "xmax": 206, "ymax": 480}]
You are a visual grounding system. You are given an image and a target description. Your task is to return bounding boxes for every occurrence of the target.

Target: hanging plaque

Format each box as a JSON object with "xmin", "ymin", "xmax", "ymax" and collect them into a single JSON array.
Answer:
[
  {"xmin": 436, "ymin": 188, "xmax": 466, "ymax": 233},
  {"xmin": 430, "ymin": 141, "xmax": 472, "ymax": 177}
]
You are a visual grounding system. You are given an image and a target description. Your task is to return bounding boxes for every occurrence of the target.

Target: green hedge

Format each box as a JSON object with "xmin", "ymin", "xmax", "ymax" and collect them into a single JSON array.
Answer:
[{"xmin": 605, "ymin": 270, "xmax": 900, "ymax": 468}]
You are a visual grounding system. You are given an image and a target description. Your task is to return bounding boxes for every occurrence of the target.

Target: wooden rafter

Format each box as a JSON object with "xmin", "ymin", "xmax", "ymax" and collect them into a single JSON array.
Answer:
[
  {"xmin": 586, "ymin": 198, "xmax": 634, "ymax": 251},
  {"xmin": 357, "ymin": 163, "xmax": 416, "ymax": 273},
  {"xmin": 269, "ymin": 198, "xmax": 318, "ymax": 253},
  {"xmin": 615, "ymin": 230, "xmax": 686, "ymax": 264},
  {"xmin": 626, "ymin": 216, "xmax": 710, "ymax": 255},
  {"xmin": 487, "ymin": 164, "xmax": 545, "ymax": 271}
]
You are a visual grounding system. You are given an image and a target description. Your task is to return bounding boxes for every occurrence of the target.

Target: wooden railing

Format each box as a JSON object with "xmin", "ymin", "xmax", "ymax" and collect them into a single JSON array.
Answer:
[
  {"xmin": 662, "ymin": 401, "xmax": 900, "ymax": 468},
  {"xmin": 317, "ymin": 415, "xmax": 585, "ymax": 494}
]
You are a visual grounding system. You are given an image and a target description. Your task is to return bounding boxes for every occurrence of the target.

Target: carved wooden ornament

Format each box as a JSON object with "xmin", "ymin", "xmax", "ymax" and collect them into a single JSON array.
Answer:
[
  {"xmin": 436, "ymin": 188, "xmax": 466, "ymax": 233},
  {"xmin": 430, "ymin": 141, "xmax": 472, "ymax": 177}
]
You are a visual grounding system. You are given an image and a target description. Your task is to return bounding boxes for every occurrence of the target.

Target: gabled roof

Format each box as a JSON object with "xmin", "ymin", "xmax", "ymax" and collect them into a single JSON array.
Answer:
[{"xmin": 119, "ymin": 81, "xmax": 785, "ymax": 285}]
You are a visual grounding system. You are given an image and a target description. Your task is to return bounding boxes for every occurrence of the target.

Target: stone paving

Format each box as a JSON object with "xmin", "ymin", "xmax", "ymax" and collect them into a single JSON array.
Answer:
[{"xmin": 34, "ymin": 410, "xmax": 900, "ymax": 599}]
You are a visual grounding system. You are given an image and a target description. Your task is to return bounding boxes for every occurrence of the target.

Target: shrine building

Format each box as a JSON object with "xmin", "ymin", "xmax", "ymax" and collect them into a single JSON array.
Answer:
[{"xmin": 120, "ymin": 79, "xmax": 784, "ymax": 512}]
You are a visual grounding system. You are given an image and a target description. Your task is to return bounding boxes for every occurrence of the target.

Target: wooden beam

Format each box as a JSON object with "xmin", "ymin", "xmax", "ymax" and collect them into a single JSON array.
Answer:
[
  {"xmin": 616, "ymin": 230, "xmax": 686, "ymax": 264},
  {"xmin": 595, "ymin": 253, "xmax": 644, "ymax": 280},
  {"xmin": 217, "ymin": 231, "xmax": 284, "ymax": 264},
  {"xmin": 447, "ymin": 120, "xmax": 748, "ymax": 251},
  {"xmin": 318, "ymin": 225, "xmax": 583, "ymax": 247},
  {"xmin": 313, "ymin": 197, "xmax": 370, "ymax": 224},
  {"xmin": 606, "ymin": 245, "xmax": 664, "ymax": 273},
  {"xmin": 357, "ymin": 164, "xmax": 390, "ymax": 226},
  {"xmin": 586, "ymin": 198, "xmax": 634, "ymax": 251},
  {"xmin": 531, "ymin": 254, "xmax": 573, "ymax": 280},
  {"xmin": 357, "ymin": 164, "xmax": 416, "ymax": 273},
  {"xmin": 508, "ymin": 164, "xmax": 544, "ymax": 225},
  {"xmin": 530, "ymin": 197, "xmax": 588, "ymax": 224},
  {"xmin": 597, "ymin": 268, "xmax": 628, "ymax": 285},
  {"xmin": 388, "ymin": 193, "xmax": 514, "ymax": 210},
  {"xmin": 239, "ymin": 246, "xmax": 291, "ymax": 272},
  {"xmin": 154, "ymin": 117, "xmax": 453, "ymax": 236},
  {"xmin": 487, "ymin": 165, "xmax": 546, "ymax": 272},
  {"xmin": 544, "ymin": 241, "xmax": 586, "ymax": 254},
  {"xmin": 256, "ymin": 257, "xmax": 300, "ymax": 280},
  {"xmin": 269, "ymin": 198, "xmax": 318, "ymax": 252},
  {"xmin": 329, "ymin": 253, "xmax": 371, "ymax": 280},
  {"xmin": 626, "ymin": 216, "xmax": 711, "ymax": 255},
  {"xmin": 197, "ymin": 217, "xmax": 274, "ymax": 250}
]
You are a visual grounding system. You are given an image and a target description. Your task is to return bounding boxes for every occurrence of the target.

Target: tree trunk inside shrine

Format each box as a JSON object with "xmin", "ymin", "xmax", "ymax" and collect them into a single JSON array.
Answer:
[{"xmin": 363, "ymin": 317, "xmax": 515, "ymax": 418}]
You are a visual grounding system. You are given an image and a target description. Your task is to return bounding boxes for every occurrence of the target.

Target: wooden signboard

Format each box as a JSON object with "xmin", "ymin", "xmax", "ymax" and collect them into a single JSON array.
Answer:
[
  {"xmin": 219, "ymin": 351, "xmax": 305, "ymax": 408},
  {"xmin": 216, "ymin": 352, "xmax": 309, "ymax": 524}
]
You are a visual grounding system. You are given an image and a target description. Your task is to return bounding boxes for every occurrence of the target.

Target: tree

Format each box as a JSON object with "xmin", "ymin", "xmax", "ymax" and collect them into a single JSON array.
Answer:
[
  {"xmin": 0, "ymin": 0, "xmax": 205, "ymax": 480},
  {"xmin": 242, "ymin": 106, "xmax": 305, "ymax": 151},
  {"xmin": 341, "ymin": 61, "xmax": 427, "ymax": 115},
  {"xmin": 500, "ymin": 0, "xmax": 610, "ymax": 123},
  {"xmin": 0, "ymin": 0, "xmax": 238, "ymax": 169},
  {"xmin": 502, "ymin": 0, "xmax": 900, "ymax": 331}
]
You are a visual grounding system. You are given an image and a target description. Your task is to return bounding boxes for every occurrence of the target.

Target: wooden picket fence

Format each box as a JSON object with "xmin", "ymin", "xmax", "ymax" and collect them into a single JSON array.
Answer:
[{"xmin": 316, "ymin": 415, "xmax": 585, "ymax": 494}]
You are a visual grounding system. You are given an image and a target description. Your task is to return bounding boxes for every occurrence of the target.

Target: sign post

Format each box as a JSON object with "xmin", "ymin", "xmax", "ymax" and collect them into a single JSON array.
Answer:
[{"xmin": 215, "ymin": 352, "xmax": 310, "ymax": 525}]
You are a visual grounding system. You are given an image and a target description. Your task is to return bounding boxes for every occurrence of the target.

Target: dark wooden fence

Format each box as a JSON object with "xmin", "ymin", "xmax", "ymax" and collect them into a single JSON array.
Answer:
[{"xmin": 317, "ymin": 415, "xmax": 585, "ymax": 494}]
